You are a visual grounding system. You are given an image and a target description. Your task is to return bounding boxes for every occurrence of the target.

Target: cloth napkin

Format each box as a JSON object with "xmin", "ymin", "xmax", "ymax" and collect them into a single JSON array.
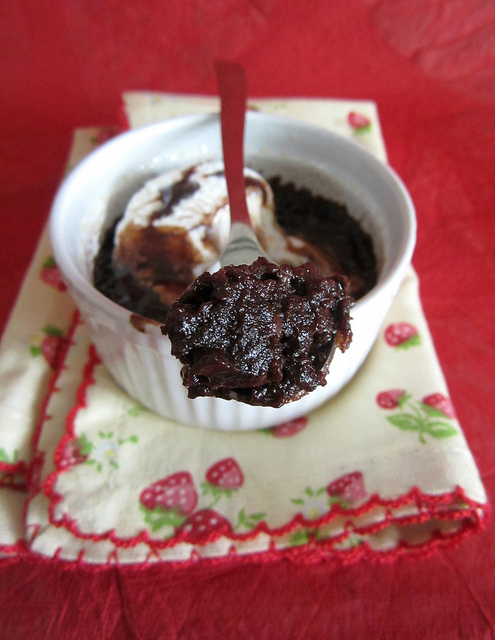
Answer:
[{"xmin": 0, "ymin": 95, "xmax": 488, "ymax": 566}]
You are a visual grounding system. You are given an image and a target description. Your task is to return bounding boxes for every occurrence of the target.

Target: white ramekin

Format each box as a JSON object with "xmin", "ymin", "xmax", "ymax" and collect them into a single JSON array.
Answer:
[{"xmin": 49, "ymin": 113, "xmax": 416, "ymax": 430}]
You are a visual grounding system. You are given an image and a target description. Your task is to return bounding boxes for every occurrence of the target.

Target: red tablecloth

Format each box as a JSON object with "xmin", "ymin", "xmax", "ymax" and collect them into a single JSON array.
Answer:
[{"xmin": 1, "ymin": 1, "xmax": 494, "ymax": 637}]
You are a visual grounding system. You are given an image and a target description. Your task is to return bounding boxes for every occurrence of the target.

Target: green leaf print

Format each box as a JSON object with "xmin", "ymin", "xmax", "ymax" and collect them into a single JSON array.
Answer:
[
  {"xmin": 426, "ymin": 421, "xmax": 458, "ymax": 439},
  {"xmin": 380, "ymin": 390, "xmax": 458, "ymax": 443},
  {"xmin": 128, "ymin": 404, "xmax": 145, "ymax": 417},
  {"xmin": 235, "ymin": 508, "xmax": 266, "ymax": 531},
  {"xmin": 289, "ymin": 529, "xmax": 311, "ymax": 547},
  {"xmin": 201, "ymin": 482, "xmax": 236, "ymax": 507},
  {"xmin": 140, "ymin": 504, "xmax": 186, "ymax": 532},
  {"xmin": 395, "ymin": 334, "xmax": 421, "ymax": 349},
  {"xmin": 78, "ymin": 431, "xmax": 138, "ymax": 472},
  {"xmin": 387, "ymin": 414, "xmax": 421, "ymax": 431},
  {"xmin": 77, "ymin": 434, "xmax": 94, "ymax": 456},
  {"xmin": 42, "ymin": 256, "xmax": 57, "ymax": 269},
  {"xmin": 0, "ymin": 448, "xmax": 19, "ymax": 464},
  {"xmin": 43, "ymin": 324, "xmax": 64, "ymax": 337}
]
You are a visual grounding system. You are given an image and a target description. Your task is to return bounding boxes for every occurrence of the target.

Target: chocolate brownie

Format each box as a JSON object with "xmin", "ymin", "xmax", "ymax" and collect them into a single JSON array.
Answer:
[{"xmin": 162, "ymin": 258, "xmax": 352, "ymax": 407}]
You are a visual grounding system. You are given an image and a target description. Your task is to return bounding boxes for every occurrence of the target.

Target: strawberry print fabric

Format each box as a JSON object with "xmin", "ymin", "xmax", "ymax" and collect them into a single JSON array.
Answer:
[
  {"xmin": 23, "ymin": 269, "xmax": 487, "ymax": 564},
  {"xmin": 0, "ymin": 128, "xmax": 107, "ymax": 496},
  {"xmin": 0, "ymin": 230, "xmax": 75, "ymax": 490},
  {"xmin": 0, "ymin": 98, "xmax": 488, "ymax": 564}
]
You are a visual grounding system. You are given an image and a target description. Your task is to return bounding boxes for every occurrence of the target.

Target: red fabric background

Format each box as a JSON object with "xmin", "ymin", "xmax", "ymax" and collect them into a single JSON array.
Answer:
[{"xmin": 1, "ymin": 0, "xmax": 495, "ymax": 637}]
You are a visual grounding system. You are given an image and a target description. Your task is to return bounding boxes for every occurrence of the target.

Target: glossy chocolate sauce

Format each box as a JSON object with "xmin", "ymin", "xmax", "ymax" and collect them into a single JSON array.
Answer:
[{"xmin": 151, "ymin": 167, "xmax": 199, "ymax": 221}]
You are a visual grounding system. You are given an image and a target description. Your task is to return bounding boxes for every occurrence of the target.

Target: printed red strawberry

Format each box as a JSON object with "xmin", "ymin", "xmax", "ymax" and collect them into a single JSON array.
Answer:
[
  {"xmin": 376, "ymin": 389, "xmax": 408, "ymax": 409},
  {"xmin": 140, "ymin": 471, "xmax": 199, "ymax": 532},
  {"xmin": 202, "ymin": 458, "xmax": 244, "ymax": 506},
  {"xmin": 30, "ymin": 325, "xmax": 69, "ymax": 370},
  {"xmin": 205, "ymin": 458, "xmax": 244, "ymax": 489},
  {"xmin": 57, "ymin": 436, "xmax": 92, "ymax": 470},
  {"xmin": 42, "ymin": 327, "xmax": 68, "ymax": 369},
  {"xmin": 422, "ymin": 393, "xmax": 456, "ymax": 420},
  {"xmin": 347, "ymin": 111, "xmax": 371, "ymax": 131},
  {"xmin": 271, "ymin": 416, "xmax": 308, "ymax": 438},
  {"xmin": 140, "ymin": 471, "xmax": 198, "ymax": 515},
  {"xmin": 382, "ymin": 391, "xmax": 458, "ymax": 443},
  {"xmin": 384, "ymin": 322, "xmax": 421, "ymax": 349},
  {"xmin": 176, "ymin": 508, "xmax": 232, "ymax": 544},
  {"xmin": 327, "ymin": 471, "xmax": 366, "ymax": 504},
  {"xmin": 40, "ymin": 256, "xmax": 67, "ymax": 292}
]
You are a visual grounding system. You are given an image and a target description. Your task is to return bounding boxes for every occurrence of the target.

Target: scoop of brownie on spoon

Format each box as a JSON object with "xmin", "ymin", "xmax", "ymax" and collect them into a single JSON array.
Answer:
[{"xmin": 161, "ymin": 61, "xmax": 353, "ymax": 408}]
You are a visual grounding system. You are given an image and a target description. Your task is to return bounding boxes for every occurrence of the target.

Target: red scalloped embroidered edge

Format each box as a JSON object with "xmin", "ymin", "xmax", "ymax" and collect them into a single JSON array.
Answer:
[
  {"xmin": 0, "ymin": 309, "xmax": 80, "ymax": 485},
  {"xmin": 12, "ymin": 308, "xmax": 81, "ymax": 554},
  {"xmin": 28, "ymin": 335, "xmax": 490, "ymax": 566},
  {"xmin": 0, "ymin": 461, "xmax": 28, "ymax": 476},
  {"xmin": 0, "ymin": 510, "xmax": 488, "ymax": 572},
  {"xmin": 0, "ymin": 538, "xmax": 28, "ymax": 559},
  {"xmin": 20, "ymin": 310, "xmax": 81, "ymax": 526},
  {"xmin": 0, "ymin": 472, "xmax": 27, "ymax": 491},
  {"xmin": 30, "ymin": 309, "xmax": 81, "ymax": 454}
]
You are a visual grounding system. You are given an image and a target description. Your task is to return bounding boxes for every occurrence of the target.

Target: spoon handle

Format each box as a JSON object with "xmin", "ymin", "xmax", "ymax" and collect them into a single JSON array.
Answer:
[{"xmin": 215, "ymin": 60, "xmax": 250, "ymax": 226}]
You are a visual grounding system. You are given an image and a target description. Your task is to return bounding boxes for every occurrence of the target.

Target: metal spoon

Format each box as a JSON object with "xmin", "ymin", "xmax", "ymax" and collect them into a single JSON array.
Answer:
[{"xmin": 215, "ymin": 60, "xmax": 271, "ymax": 267}]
